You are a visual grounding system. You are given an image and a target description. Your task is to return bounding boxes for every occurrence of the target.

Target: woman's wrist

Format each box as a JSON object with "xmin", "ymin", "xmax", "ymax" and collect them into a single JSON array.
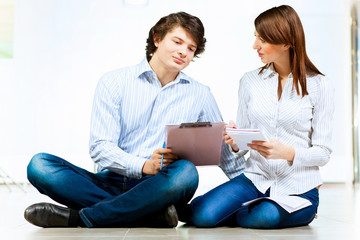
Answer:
[{"xmin": 286, "ymin": 146, "xmax": 295, "ymax": 161}]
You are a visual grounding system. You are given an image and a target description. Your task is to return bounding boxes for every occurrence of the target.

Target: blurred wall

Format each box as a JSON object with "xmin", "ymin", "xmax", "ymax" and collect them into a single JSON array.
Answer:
[{"xmin": 0, "ymin": 0, "xmax": 353, "ymax": 184}]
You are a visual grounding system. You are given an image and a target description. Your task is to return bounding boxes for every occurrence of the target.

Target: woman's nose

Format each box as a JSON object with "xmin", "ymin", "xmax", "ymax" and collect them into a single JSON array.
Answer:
[{"xmin": 253, "ymin": 40, "xmax": 259, "ymax": 50}]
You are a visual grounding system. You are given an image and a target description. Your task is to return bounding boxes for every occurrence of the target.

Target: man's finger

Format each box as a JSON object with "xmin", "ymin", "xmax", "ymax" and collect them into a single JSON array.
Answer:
[{"xmin": 155, "ymin": 148, "xmax": 173, "ymax": 154}]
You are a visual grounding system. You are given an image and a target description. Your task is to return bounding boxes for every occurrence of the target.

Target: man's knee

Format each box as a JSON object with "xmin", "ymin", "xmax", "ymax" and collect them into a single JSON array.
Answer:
[
  {"xmin": 27, "ymin": 152, "xmax": 54, "ymax": 184},
  {"xmin": 158, "ymin": 160, "xmax": 199, "ymax": 202},
  {"xmin": 169, "ymin": 160, "xmax": 199, "ymax": 191}
]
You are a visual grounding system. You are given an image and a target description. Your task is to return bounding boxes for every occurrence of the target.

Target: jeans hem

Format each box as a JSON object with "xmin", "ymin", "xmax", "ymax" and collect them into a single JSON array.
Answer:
[{"xmin": 79, "ymin": 209, "xmax": 93, "ymax": 228}]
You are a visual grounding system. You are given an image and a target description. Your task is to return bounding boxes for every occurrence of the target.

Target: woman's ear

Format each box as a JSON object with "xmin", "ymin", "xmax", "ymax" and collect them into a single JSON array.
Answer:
[{"xmin": 283, "ymin": 44, "xmax": 291, "ymax": 50}]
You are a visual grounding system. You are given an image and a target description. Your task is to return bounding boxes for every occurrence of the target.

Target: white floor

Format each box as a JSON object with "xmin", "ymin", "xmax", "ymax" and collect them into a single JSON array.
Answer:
[{"xmin": 1, "ymin": 180, "xmax": 359, "ymax": 240}]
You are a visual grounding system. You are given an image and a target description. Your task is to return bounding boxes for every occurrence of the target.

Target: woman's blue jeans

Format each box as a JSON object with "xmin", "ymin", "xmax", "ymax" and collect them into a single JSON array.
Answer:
[
  {"xmin": 189, "ymin": 173, "xmax": 319, "ymax": 228},
  {"xmin": 27, "ymin": 153, "xmax": 199, "ymax": 227}
]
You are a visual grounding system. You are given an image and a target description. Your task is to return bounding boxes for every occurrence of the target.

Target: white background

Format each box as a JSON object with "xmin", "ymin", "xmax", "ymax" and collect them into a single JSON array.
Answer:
[{"xmin": 0, "ymin": 0, "xmax": 353, "ymax": 185}]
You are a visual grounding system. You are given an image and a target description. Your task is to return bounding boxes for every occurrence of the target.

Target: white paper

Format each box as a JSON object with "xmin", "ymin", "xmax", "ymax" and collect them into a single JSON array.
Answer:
[
  {"xmin": 226, "ymin": 128, "xmax": 268, "ymax": 150},
  {"xmin": 241, "ymin": 195, "xmax": 312, "ymax": 213}
]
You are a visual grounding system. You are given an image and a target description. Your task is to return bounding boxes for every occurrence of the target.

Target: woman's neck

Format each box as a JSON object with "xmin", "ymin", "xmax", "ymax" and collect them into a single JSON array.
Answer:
[
  {"xmin": 273, "ymin": 58, "xmax": 291, "ymax": 100},
  {"xmin": 273, "ymin": 61, "xmax": 291, "ymax": 80}
]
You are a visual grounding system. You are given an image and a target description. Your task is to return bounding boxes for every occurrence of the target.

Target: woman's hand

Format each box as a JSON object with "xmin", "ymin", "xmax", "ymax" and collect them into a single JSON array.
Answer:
[
  {"xmin": 247, "ymin": 139, "xmax": 295, "ymax": 161},
  {"xmin": 142, "ymin": 148, "xmax": 178, "ymax": 175},
  {"xmin": 224, "ymin": 120, "xmax": 239, "ymax": 152}
]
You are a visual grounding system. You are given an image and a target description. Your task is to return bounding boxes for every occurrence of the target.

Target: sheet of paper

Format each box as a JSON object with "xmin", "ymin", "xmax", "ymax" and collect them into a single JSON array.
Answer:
[
  {"xmin": 226, "ymin": 128, "xmax": 267, "ymax": 150},
  {"xmin": 242, "ymin": 195, "xmax": 312, "ymax": 213}
]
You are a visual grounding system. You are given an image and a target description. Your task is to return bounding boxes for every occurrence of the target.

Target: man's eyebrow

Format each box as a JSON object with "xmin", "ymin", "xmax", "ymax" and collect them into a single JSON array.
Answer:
[
  {"xmin": 172, "ymin": 36, "xmax": 197, "ymax": 48},
  {"xmin": 172, "ymin": 36, "xmax": 183, "ymax": 41}
]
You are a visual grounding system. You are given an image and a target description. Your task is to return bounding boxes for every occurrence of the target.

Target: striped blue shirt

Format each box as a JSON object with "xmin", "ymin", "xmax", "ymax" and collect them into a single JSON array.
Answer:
[{"xmin": 89, "ymin": 58, "xmax": 245, "ymax": 179}]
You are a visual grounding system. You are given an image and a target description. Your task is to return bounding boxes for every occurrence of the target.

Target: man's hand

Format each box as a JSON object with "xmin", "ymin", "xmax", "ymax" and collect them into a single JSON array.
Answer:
[{"xmin": 142, "ymin": 148, "xmax": 178, "ymax": 175}]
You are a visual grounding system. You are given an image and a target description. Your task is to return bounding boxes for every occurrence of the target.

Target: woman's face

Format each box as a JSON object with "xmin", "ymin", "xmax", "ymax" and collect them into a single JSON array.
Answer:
[{"xmin": 253, "ymin": 30, "xmax": 289, "ymax": 65}]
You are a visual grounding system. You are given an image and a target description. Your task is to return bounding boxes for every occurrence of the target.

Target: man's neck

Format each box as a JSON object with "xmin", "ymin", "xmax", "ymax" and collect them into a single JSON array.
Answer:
[{"xmin": 149, "ymin": 58, "xmax": 179, "ymax": 87}]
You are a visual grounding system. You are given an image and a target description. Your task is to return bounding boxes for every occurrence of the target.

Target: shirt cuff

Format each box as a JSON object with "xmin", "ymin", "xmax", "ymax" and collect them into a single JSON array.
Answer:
[
  {"xmin": 292, "ymin": 147, "xmax": 306, "ymax": 167},
  {"xmin": 126, "ymin": 156, "xmax": 148, "ymax": 179},
  {"xmin": 227, "ymin": 144, "xmax": 249, "ymax": 157}
]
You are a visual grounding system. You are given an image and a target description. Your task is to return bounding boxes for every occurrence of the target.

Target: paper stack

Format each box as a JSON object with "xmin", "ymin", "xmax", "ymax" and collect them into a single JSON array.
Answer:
[
  {"xmin": 226, "ymin": 128, "xmax": 267, "ymax": 150},
  {"xmin": 242, "ymin": 196, "xmax": 312, "ymax": 213}
]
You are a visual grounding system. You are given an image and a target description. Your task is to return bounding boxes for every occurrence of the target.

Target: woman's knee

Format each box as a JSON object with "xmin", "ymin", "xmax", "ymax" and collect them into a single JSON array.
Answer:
[
  {"xmin": 191, "ymin": 206, "xmax": 219, "ymax": 228},
  {"xmin": 236, "ymin": 201, "xmax": 281, "ymax": 229},
  {"xmin": 190, "ymin": 194, "xmax": 229, "ymax": 228}
]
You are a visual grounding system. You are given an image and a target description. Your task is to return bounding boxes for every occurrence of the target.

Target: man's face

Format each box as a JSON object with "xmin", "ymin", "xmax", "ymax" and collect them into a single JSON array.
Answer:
[{"xmin": 153, "ymin": 26, "xmax": 197, "ymax": 72}]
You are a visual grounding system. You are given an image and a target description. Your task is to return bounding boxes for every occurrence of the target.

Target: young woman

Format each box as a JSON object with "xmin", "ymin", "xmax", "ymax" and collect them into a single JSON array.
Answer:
[{"xmin": 187, "ymin": 5, "xmax": 334, "ymax": 229}]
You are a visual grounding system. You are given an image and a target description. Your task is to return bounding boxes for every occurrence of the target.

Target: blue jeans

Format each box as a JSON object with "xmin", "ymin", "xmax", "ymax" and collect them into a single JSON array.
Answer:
[
  {"xmin": 27, "ymin": 153, "xmax": 199, "ymax": 227},
  {"xmin": 189, "ymin": 173, "xmax": 319, "ymax": 228}
]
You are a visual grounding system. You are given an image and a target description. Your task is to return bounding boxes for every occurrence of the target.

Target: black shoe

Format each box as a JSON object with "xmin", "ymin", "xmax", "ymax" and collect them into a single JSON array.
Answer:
[
  {"xmin": 150, "ymin": 205, "xmax": 178, "ymax": 228},
  {"xmin": 24, "ymin": 202, "xmax": 71, "ymax": 227}
]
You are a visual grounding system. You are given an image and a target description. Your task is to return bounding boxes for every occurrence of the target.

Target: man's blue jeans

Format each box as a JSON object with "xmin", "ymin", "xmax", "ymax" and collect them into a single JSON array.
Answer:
[
  {"xmin": 189, "ymin": 173, "xmax": 319, "ymax": 228},
  {"xmin": 27, "ymin": 153, "xmax": 199, "ymax": 227}
]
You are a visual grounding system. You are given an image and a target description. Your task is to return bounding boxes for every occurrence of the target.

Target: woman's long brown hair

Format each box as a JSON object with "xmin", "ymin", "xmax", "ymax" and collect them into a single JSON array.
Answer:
[{"xmin": 255, "ymin": 5, "xmax": 323, "ymax": 97}]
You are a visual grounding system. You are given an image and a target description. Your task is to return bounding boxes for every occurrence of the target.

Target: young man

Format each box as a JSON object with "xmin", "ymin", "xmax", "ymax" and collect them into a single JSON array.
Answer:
[{"xmin": 24, "ymin": 12, "xmax": 244, "ymax": 228}]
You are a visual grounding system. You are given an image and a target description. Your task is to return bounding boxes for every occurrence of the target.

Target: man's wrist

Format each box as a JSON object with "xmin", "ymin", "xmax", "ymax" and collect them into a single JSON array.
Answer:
[
  {"xmin": 231, "ymin": 144, "xmax": 239, "ymax": 153},
  {"xmin": 142, "ymin": 159, "xmax": 155, "ymax": 176},
  {"xmin": 142, "ymin": 160, "xmax": 149, "ymax": 175}
]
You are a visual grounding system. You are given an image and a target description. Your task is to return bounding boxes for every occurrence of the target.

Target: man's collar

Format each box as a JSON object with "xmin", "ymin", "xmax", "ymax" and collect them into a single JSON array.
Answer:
[
  {"xmin": 135, "ymin": 57, "xmax": 153, "ymax": 78},
  {"xmin": 175, "ymin": 71, "xmax": 192, "ymax": 84},
  {"xmin": 137, "ymin": 57, "xmax": 191, "ymax": 84}
]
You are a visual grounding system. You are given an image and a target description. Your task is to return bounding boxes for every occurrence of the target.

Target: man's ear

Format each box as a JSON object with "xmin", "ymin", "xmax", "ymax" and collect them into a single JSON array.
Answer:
[{"xmin": 153, "ymin": 33, "xmax": 159, "ymax": 47}]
